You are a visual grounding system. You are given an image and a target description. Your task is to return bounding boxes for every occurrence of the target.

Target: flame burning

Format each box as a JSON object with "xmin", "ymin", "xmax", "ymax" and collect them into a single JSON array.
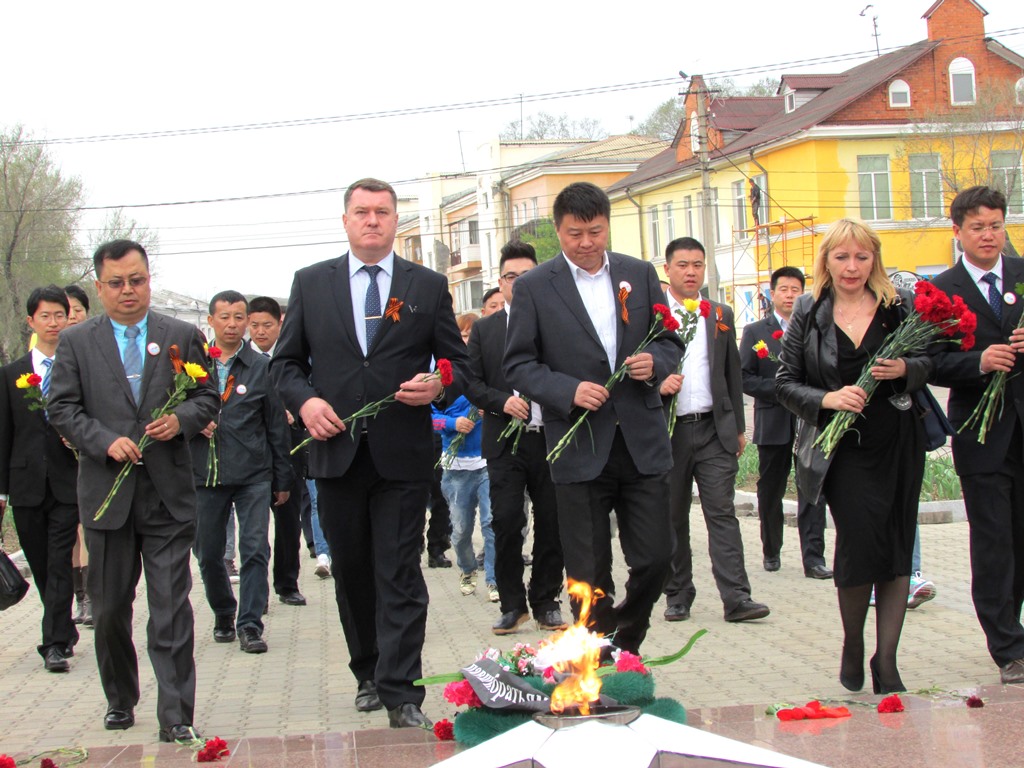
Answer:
[{"xmin": 545, "ymin": 580, "xmax": 606, "ymax": 715}]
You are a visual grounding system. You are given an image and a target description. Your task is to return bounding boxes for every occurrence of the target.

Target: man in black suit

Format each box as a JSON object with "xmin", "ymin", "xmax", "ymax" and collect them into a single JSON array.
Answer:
[
  {"xmin": 466, "ymin": 240, "xmax": 565, "ymax": 636},
  {"xmin": 660, "ymin": 237, "xmax": 770, "ymax": 623},
  {"xmin": 48, "ymin": 240, "xmax": 219, "ymax": 742},
  {"xmin": 270, "ymin": 178, "xmax": 467, "ymax": 729},
  {"xmin": 504, "ymin": 182, "xmax": 680, "ymax": 654},
  {"xmin": 929, "ymin": 186, "xmax": 1024, "ymax": 684},
  {"xmin": 739, "ymin": 266, "xmax": 831, "ymax": 579},
  {"xmin": 0, "ymin": 285, "xmax": 79, "ymax": 672}
]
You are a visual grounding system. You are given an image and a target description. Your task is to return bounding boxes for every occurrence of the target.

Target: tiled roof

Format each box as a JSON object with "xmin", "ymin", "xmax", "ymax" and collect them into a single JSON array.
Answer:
[
  {"xmin": 501, "ymin": 134, "xmax": 668, "ymax": 181},
  {"xmin": 440, "ymin": 187, "xmax": 474, "ymax": 208},
  {"xmin": 777, "ymin": 74, "xmax": 848, "ymax": 92},
  {"xmin": 710, "ymin": 97, "xmax": 785, "ymax": 130}
]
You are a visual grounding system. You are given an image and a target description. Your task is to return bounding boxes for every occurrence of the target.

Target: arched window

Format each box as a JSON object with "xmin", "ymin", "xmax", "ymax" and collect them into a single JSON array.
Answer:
[
  {"xmin": 888, "ymin": 79, "xmax": 911, "ymax": 108},
  {"xmin": 949, "ymin": 58, "xmax": 976, "ymax": 105}
]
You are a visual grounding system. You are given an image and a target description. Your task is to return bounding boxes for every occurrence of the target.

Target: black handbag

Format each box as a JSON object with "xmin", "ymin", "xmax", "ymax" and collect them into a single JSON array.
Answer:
[
  {"xmin": 914, "ymin": 387, "xmax": 955, "ymax": 452},
  {"xmin": 0, "ymin": 546, "xmax": 30, "ymax": 611}
]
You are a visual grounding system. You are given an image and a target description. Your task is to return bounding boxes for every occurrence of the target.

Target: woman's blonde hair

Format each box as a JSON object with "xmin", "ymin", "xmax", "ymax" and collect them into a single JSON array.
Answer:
[{"xmin": 812, "ymin": 218, "xmax": 895, "ymax": 307}]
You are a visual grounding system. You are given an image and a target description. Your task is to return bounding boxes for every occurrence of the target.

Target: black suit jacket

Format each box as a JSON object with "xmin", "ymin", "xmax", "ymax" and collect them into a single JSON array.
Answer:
[
  {"xmin": 465, "ymin": 308, "xmax": 518, "ymax": 460},
  {"xmin": 739, "ymin": 314, "xmax": 791, "ymax": 446},
  {"xmin": 0, "ymin": 352, "xmax": 79, "ymax": 507},
  {"xmin": 270, "ymin": 252, "xmax": 468, "ymax": 483},
  {"xmin": 48, "ymin": 312, "xmax": 220, "ymax": 529},
  {"xmin": 686, "ymin": 299, "xmax": 746, "ymax": 454},
  {"xmin": 930, "ymin": 257, "xmax": 1024, "ymax": 476},
  {"xmin": 504, "ymin": 252, "xmax": 681, "ymax": 484}
]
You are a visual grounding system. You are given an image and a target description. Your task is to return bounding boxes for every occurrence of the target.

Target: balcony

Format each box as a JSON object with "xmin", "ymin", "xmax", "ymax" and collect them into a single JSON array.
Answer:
[{"xmin": 448, "ymin": 244, "xmax": 481, "ymax": 276}]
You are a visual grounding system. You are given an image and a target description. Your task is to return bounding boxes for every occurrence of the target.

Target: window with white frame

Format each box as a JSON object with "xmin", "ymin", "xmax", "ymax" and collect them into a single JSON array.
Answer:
[
  {"xmin": 664, "ymin": 202, "xmax": 675, "ymax": 241},
  {"xmin": 858, "ymin": 155, "xmax": 892, "ymax": 220},
  {"xmin": 732, "ymin": 180, "xmax": 748, "ymax": 236},
  {"xmin": 1017, "ymin": 78, "xmax": 1024, "ymax": 106},
  {"xmin": 909, "ymin": 154, "xmax": 943, "ymax": 218},
  {"xmin": 455, "ymin": 279, "xmax": 483, "ymax": 313},
  {"xmin": 784, "ymin": 90, "xmax": 796, "ymax": 113},
  {"xmin": 467, "ymin": 220, "xmax": 480, "ymax": 245},
  {"xmin": 683, "ymin": 196, "xmax": 693, "ymax": 237},
  {"xmin": 648, "ymin": 205, "xmax": 661, "ymax": 258},
  {"xmin": 949, "ymin": 58, "xmax": 976, "ymax": 105},
  {"xmin": 991, "ymin": 150, "xmax": 1023, "ymax": 214},
  {"xmin": 888, "ymin": 79, "xmax": 911, "ymax": 108}
]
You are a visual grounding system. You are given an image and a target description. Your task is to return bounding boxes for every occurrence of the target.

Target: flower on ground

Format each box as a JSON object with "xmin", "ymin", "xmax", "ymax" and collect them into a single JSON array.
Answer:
[
  {"xmin": 877, "ymin": 694, "xmax": 904, "ymax": 713},
  {"xmin": 615, "ymin": 650, "xmax": 648, "ymax": 675},
  {"xmin": 41, "ymin": 759, "xmax": 57, "ymax": 768},
  {"xmin": 433, "ymin": 718, "xmax": 455, "ymax": 741},
  {"xmin": 197, "ymin": 737, "xmax": 231, "ymax": 762},
  {"xmin": 966, "ymin": 695, "xmax": 985, "ymax": 708},
  {"xmin": 0, "ymin": 756, "xmax": 14, "ymax": 768},
  {"xmin": 775, "ymin": 700, "xmax": 851, "ymax": 720},
  {"xmin": 443, "ymin": 679, "xmax": 483, "ymax": 708}
]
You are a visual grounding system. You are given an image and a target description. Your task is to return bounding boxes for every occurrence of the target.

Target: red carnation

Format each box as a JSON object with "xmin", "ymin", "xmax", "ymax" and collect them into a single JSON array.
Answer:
[
  {"xmin": 0, "ymin": 756, "xmax": 14, "ymax": 768},
  {"xmin": 197, "ymin": 737, "xmax": 230, "ymax": 762},
  {"xmin": 966, "ymin": 695, "xmax": 985, "ymax": 708},
  {"xmin": 26, "ymin": 373, "xmax": 42, "ymax": 387},
  {"xmin": 877, "ymin": 694, "xmax": 904, "ymax": 713},
  {"xmin": 961, "ymin": 334, "xmax": 976, "ymax": 352},
  {"xmin": 756, "ymin": 346, "xmax": 770, "ymax": 359},
  {"xmin": 615, "ymin": 650, "xmax": 648, "ymax": 675},
  {"xmin": 195, "ymin": 370, "xmax": 210, "ymax": 383},
  {"xmin": 772, "ymin": 330, "xmax": 784, "ymax": 340},
  {"xmin": 436, "ymin": 358, "xmax": 454, "ymax": 388},
  {"xmin": 433, "ymin": 718, "xmax": 455, "ymax": 741},
  {"xmin": 41, "ymin": 760, "xmax": 57, "ymax": 768},
  {"xmin": 208, "ymin": 345, "xmax": 222, "ymax": 359},
  {"xmin": 699, "ymin": 300, "xmax": 711, "ymax": 318},
  {"xmin": 443, "ymin": 679, "xmax": 483, "ymax": 708}
]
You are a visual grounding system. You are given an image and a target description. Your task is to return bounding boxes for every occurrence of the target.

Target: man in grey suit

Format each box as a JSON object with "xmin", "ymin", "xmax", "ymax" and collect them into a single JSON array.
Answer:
[
  {"xmin": 48, "ymin": 240, "xmax": 219, "ymax": 742},
  {"xmin": 504, "ymin": 182, "xmax": 681, "ymax": 654},
  {"xmin": 660, "ymin": 237, "xmax": 770, "ymax": 623}
]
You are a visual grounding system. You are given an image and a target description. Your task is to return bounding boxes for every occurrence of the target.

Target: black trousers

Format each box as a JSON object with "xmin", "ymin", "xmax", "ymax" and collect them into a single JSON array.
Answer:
[
  {"xmin": 487, "ymin": 430, "xmax": 564, "ymax": 616},
  {"xmin": 272, "ymin": 455, "xmax": 304, "ymax": 594},
  {"xmin": 425, "ymin": 433, "xmax": 451, "ymax": 555},
  {"xmin": 961, "ymin": 425, "xmax": 1024, "ymax": 667},
  {"xmin": 13, "ymin": 483, "xmax": 79, "ymax": 656},
  {"xmin": 554, "ymin": 430, "xmax": 671, "ymax": 654},
  {"xmin": 664, "ymin": 418, "xmax": 752, "ymax": 613},
  {"xmin": 756, "ymin": 442, "xmax": 828, "ymax": 569},
  {"xmin": 316, "ymin": 439, "xmax": 429, "ymax": 709}
]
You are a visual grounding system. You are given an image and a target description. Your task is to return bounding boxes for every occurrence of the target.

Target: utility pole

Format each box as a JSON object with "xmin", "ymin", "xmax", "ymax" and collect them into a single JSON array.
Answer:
[{"xmin": 694, "ymin": 77, "xmax": 720, "ymax": 300}]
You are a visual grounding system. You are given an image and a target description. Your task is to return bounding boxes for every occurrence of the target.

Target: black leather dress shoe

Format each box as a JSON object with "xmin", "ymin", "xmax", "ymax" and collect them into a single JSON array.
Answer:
[
  {"xmin": 427, "ymin": 552, "xmax": 453, "ymax": 568},
  {"xmin": 104, "ymin": 708, "xmax": 134, "ymax": 730},
  {"xmin": 213, "ymin": 614, "xmax": 236, "ymax": 643},
  {"xmin": 278, "ymin": 590, "xmax": 307, "ymax": 606},
  {"xmin": 354, "ymin": 680, "xmax": 383, "ymax": 712},
  {"xmin": 159, "ymin": 724, "xmax": 202, "ymax": 743},
  {"xmin": 492, "ymin": 610, "xmax": 530, "ymax": 635},
  {"xmin": 724, "ymin": 599, "xmax": 771, "ymax": 622},
  {"xmin": 535, "ymin": 609, "xmax": 568, "ymax": 631},
  {"xmin": 664, "ymin": 604, "xmax": 690, "ymax": 622},
  {"xmin": 44, "ymin": 646, "xmax": 69, "ymax": 672},
  {"xmin": 763, "ymin": 557, "xmax": 781, "ymax": 572},
  {"xmin": 387, "ymin": 702, "xmax": 432, "ymax": 729},
  {"xmin": 805, "ymin": 564, "xmax": 834, "ymax": 580},
  {"xmin": 238, "ymin": 626, "xmax": 268, "ymax": 654}
]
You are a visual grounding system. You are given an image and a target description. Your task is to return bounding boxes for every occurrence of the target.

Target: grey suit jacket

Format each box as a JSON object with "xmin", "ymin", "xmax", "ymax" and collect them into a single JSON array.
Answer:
[
  {"xmin": 503, "ymin": 252, "xmax": 681, "ymax": 484},
  {"xmin": 48, "ymin": 311, "xmax": 219, "ymax": 530}
]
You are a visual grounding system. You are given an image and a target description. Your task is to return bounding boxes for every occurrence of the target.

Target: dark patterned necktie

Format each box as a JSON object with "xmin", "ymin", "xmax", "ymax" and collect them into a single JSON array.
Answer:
[
  {"xmin": 123, "ymin": 325, "xmax": 143, "ymax": 404},
  {"xmin": 981, "ymin": 273, "xmax": 1002, "ymax": 321},
  {"xmin": 363, "ymin": 264, "xmax": 383, "ymax": 349}
]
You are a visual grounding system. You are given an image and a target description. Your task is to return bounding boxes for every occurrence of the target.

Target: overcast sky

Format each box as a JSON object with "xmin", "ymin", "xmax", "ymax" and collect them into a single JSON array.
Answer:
[{"xmin": 6, "ymin": 0, "xmax": 1021, "ymax": 301}]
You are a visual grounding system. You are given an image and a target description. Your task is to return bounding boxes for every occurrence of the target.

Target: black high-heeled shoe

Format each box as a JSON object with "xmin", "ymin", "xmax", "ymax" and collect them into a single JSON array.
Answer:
[
  {"xmin": 840, "ymin": 644, "xmax": 865, "ymax": 692},
  {"xmin": 870, "ymin": 655, "xmax": 906, "ymax": 695}
]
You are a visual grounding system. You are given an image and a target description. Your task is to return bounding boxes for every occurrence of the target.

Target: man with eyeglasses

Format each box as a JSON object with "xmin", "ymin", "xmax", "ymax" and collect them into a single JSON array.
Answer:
[
  {"xmin": 929, "ymin": 186, "xmax": 1024, "ymax": 685},
  {"xmin": 49, "ymin": 240, "xmax": 219, "ymax": 742},
  {"xmin": 465, "ymin": 241, "xmax": 566, "ymax": 636},
  {"xmin": 0, "ymin": 285, "xmax": 80, "ymax": 673}
]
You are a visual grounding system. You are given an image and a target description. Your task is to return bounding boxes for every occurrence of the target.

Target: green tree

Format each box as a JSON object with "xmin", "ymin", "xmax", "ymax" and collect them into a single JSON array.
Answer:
[
  {"xmin": 0, "ymin": 125, "xmax": 86, "ymax": 363},
  {"xmin": 515, "ymin": 219, "xmax": 561, "ymax": 262}
]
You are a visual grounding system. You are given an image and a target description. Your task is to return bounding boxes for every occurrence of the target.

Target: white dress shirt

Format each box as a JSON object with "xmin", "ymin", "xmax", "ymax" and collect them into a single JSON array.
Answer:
[
  {"xmin": 962, "ymin": 254, "xmax": 1004, "ymax": 304},
  {"xmin": 31, "ymin": 346, "xmax": 54, "ymax": 378},
  {"xmin": 349, "ymin": 251, "xmax": 395, "ymax": 356},
  {"xmin": 667, "ymin": 290, "xmax": 713, "ymax": 416},
  {"xmin": 505, "ymin": 303, "xmax": 544, "ymax": 427},
  {"xmin": 564, "ymin": 252, "xmax": 618, "ymax": 373}
]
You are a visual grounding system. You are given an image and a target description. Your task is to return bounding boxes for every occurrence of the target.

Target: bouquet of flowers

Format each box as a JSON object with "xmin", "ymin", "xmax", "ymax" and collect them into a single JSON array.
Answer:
[
  {"xmin": 547, "ymin": 305, "xmax": 679, "ymax": 463},
  {"xmin": 14, "ymin": 371, "xmax": 46, "ymax": 412},
  {"xmin": 204, "ymin": 345, "xmax": 226, "ymax": 487},
  {"xmin": 292, "ymin": 359, "xmax": 454, "ymax": 455},
  {"xmin": 814, "ymin": 282, "xmax": 976, "ymax": 458},
  {"xmin": 667, "ymin": 299, "xmax": 711, "ymax": 437},
  {"xmin": 94, "ymin": 346, "xmax": 211, "ymax": 521},
  {"xmin": 751, "ymin": 329, "xmax": 785, "ymax": 363},
  {"xmin": 960, "ymin": 282, "xmax": 1024, "ymax": 443},
  {"xmin": 437, "ymin": 407, "xmax": 481, "ymax": 469}
]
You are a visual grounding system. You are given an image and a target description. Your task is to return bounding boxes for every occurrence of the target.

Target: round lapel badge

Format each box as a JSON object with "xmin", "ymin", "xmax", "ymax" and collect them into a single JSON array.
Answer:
[
  {"xmin": 1004, "ymin": 292, "xmax": 1017, "ymax": 306},
  {"xmin": 235, "ymin": 384, "xmax": 248, "ymax": 395},
  {"xmin": 147, "ymin": 342, "xmax": 160, "ymax": 355}
]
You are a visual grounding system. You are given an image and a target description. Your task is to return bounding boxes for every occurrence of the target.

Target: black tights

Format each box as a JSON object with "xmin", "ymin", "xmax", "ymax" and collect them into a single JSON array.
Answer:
[{"xmin": 837, "ymin": 576, "xmax": 909, "ymax": 692}]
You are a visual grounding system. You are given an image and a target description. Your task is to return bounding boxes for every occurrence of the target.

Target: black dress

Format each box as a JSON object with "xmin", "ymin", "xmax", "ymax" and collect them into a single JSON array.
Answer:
[{"xmin": 823, "ymin": 310, "xmax": 925, "ymax": 588}]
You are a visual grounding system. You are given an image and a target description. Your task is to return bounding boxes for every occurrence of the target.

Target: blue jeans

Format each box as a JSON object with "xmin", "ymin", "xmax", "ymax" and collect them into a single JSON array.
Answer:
[
  {"xmin": 307, "ymin": 478, "xmax": 330, "ymax": 558},
  {"xmin": 195, "ymin": 481, "xmax": 271, "ymax": 632},
  {"xmin": 441, "ymin": 468, "xmax": 494, "ymax": 584}
]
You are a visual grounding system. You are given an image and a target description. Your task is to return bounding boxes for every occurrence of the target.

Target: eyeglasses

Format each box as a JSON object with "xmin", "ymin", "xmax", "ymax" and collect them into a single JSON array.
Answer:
[
  {"xmin": 99, "ymin": 275, "xmax": 149, "ymax": 291},
  {"xmin": 500, "ymin": 272, "xmax": 525, "ymax": 282},
  {"xmin": 966, "ymin": 223, "xmax": 1005, "ymax": 234}
]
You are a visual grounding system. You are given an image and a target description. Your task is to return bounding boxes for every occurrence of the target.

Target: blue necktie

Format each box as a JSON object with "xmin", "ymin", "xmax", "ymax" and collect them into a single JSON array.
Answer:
[
  {"xmin": 40, "ymin": 358, "xmax": 53, "ymax": 399},
  {"xmin": 123, "ymin": 325, "xmax": 143, "ymax": 404},
  {"xmin": 981, "ymin": 273, "xmax": 1002, "ymax": 321},
  {"xmin": 363, "ymin": 264, "xmax": 383, "ymax": 350}
]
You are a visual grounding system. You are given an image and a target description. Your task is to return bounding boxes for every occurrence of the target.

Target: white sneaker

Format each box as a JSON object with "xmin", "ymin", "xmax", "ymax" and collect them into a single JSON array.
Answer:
[
  {"xmin": 908, "ymin": 573, "xmax": 936, "ymax": 609},
  {"xmin": 459, "ymin": 571, "xmax": 476, "ymax": 596},
  {"xmin": 314, "ymin": 554, "xmax": 332, "ymax": 579},
  {"xmin": 487, "ymin": 583, "xmax": 500, "ymax": 603}
]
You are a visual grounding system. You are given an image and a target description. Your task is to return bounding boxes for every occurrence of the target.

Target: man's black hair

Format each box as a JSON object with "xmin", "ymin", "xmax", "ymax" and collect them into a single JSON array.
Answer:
[
  {"xmin": 28, "ymin": 284, "xmax": 70, "ymax": 316},
  {"xmin": 93, "ymin": 239, "xmax": 148, "ymax": 277},
  {"xmin": 499, "ymin": 240, "xmax": 538, "ymax": 271},
  {"xmin": 552, "ymin": 182, "xmax": 611, "ymax": 228},
  {"xmin": 248, "ymin": 296, "xmax": 282, "ymax": 321},
  {"xmin": 665, "ymin": 237, "xmax": 706, "ymax": 261},
  {"xmin": 950, "ymin": 186, "xmax": 1007, "ymax": 226},
  {"xmin": 209, "ymin": 290, "xmax": 248, "ymax": 315},
  {"xmin": 770, "ymin": 266, "xmax": 805, "ymax": 290}
]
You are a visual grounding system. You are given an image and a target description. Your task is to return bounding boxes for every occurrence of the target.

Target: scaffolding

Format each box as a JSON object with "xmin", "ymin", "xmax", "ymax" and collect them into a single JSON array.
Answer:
[{"xmin": 729, "ymin": 216, "xmax": 816, "ymax": 325}]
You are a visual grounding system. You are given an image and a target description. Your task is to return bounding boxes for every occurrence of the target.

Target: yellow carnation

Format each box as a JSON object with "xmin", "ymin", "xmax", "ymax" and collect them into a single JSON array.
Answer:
[
  {"xmin": 183, "ymin": 362, "xmax": 207, "ymax": 381},
  {"xmin": 682, "ymin": 298, "xmax": 700, "ymax": 313}
]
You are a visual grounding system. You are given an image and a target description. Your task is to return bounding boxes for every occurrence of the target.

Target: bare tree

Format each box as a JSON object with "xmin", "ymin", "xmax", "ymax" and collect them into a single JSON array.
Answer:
[
  {"xmin": 500, "ymin": 112, "xmax": 607, "ymax": 141},
  {"xmin": 87, "ymin": 208, "xmax": 161, "ymax": 278},
  {"xmin": 0, "ymin": 125, "xmax": 86, "ymax": 363},
  {"xmin": 632, "ymin": 79, "xmax": 780, "ymax": 141}
]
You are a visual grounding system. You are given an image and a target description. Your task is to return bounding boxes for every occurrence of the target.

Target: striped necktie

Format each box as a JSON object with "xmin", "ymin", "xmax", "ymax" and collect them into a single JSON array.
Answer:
[
  {"xmin": 123, "ymin": 325, "xmax": 143, "ymax": 404},
  {"xmin": 40, "ymin": 358, "xmax": 53, "ymax": 399}
]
